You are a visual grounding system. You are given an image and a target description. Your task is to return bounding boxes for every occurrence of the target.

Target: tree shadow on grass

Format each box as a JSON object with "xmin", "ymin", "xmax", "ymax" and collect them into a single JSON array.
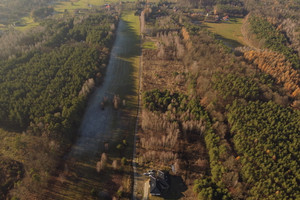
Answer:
[
  {"xmin": 214, "ymin": 33, "xmax": 243, "ymax": 49},
  {"xmin": 200, "ymin": 24, "xmax": 243, "ymax": 49}
]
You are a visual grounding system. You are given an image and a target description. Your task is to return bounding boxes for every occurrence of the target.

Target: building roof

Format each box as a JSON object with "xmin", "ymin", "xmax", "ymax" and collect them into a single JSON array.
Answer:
[{"xmin": 149, "ymin": 176, "xmax": 161, "ymax": 196}]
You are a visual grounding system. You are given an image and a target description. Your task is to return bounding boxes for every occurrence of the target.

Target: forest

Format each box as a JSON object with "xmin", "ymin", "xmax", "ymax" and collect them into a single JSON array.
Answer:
[
  {"xmin": 137, "ymin": 0, "xmax": 300, "ymax": 199},
  {"xmin": 0, "ymin": 7, "xmax": 118, "ymax": 199},
  {"xmin": 0, "ymin": 13, "xmax": 116, "ymax": 134},
  {"xmin": 228, "ymin": 100, "xmax": 299, "ymax": 199},
  {"xmin": 0, "ymin": 0, "xmax": 299, "ymax": 199}
]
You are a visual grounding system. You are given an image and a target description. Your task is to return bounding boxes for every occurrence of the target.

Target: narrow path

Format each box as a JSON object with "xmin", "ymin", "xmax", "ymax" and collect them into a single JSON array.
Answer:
[
  {"xmin": 143, "ymin": 180, "xmax": 149, "ymax": 200},
  {"xmin": 45, "ymin": 12, "xmax": 141, "ymax": 200},
  {"xmin": 132, "ymin": 47, "xmax": 142, "ymax": 200},
  {"xmin": 132, "ymin": 16, "xmax": 143, "ymax": 200}
]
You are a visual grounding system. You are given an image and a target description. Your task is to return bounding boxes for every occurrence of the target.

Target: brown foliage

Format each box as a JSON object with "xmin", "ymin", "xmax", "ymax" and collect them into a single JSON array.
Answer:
[
  {"xmin": 142, "ymin": 150, "xmax": 178, "ymax": 164},
  {"xmin": 113, "ymin": 95, "xmax": 121, "ymax": 109},
  {"xmin": 112, "ymin": 160, "xmax": 119, "ymax": 170},
  {"xmin": 96, "ymin": 153, "xmax": 108, "ymax": 173},
  {"xmin": 79, "ymin": 78, "xmax": 95, "ymax": 96},
  {"xmin": 181, "ymin": 27, "xmax": 190, "ymax": 41},
  {"xmin": 244, "ymin": 50, "xmax": 300, "ymax": 98},
  {"xmin": 101, "ymin": 153, "xmax": 108, "ymax": 164},
  {"xmin": 141, "ymin": 110, "xmax": 179, "ymax": 149}
]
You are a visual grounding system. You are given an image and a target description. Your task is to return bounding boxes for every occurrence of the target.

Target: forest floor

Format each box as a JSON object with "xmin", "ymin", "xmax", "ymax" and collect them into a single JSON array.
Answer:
[{"xmin": 43, "ymin": 11, "xmax": 141, "ymax": 200}]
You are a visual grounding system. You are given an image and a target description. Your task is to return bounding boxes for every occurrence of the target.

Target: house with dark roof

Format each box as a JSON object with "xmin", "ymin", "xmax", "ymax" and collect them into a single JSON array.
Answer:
[
  {"xmin": 150, "ymin": 175, "xmax": 161, "ymax": 196},
  {"xmin": 149, "ymin": 171, "xmax": 169, "ymax": 196}
]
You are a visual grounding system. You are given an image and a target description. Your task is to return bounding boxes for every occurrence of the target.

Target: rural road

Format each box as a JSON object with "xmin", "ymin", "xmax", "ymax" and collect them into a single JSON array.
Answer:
[{"xmin": 143, "ymin": 180, "xmax": 149, "ymax": 200}]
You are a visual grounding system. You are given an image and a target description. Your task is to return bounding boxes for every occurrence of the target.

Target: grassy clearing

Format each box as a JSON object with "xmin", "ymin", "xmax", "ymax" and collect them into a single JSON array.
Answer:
[
  {"xmin": 119, "ymin": 10, "xmax": 141, "ymax": 109},
  {"xmin": 142, "ymin": 41, "xmax": 157, "ymax": 49},
  {"xmin": 45, "ymin": 11, "xmax": 141, "ymax": 200},
  {"xmin": 204, "ymin": 17, "xmax": 245, "ymax": 47},
  {"xmin": 122, "ymin": 11, "xmax": 141, "ymax": 36},
  {"xmin": 54, "ymin": 0, "xmax": 121, "ymax": 13},
  {"xmin": 15, "ymin": 16, "xmax": 39, "ymax": 31},
  {"xmin": 0, "ymin": 23, "xmax": 5, "ymax": 30},
  {"xmin": 13, "ymin": 0, "xmax": 125, "ymax": 31}
]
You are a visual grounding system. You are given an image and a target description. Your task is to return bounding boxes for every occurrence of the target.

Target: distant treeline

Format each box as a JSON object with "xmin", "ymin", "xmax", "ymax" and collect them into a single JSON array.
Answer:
[{"xmin": 0, "ymin": 0, "xmax": 53, "ymax": 24}]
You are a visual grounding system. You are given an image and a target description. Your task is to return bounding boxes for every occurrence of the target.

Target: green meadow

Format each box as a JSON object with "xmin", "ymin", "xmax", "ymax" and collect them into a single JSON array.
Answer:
[
  {"xmin": 204, "ymin": 17, "xmax": 245, "ymax": 47},
  {"xmin": 15, "ymin": 0, "xmax": 123, "ymax": 31}
]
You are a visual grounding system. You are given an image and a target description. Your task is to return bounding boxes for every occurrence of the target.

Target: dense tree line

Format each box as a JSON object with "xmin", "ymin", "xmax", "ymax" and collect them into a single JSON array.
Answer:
[
  {"xmin": 213, "ymin": 73, "xmax": 259, "ymax": 100},
  {"xmin": 0, "ymin": 0, "xmax": 53, "ymax": 25},
  {"xmin": 249, "ymin": 16, "xmax": 300, "ymax": 69},
  {"xmin": 179, "ymin": 18, "xmax": 296, "ymax": 199},
  {"xmin": 243, "ymin": 0, "xmax": 300, "ymax": 57},
  {"xmin": 228, "ymin": 100, "xmax": 300, "ymax": 199},
  {"xmin": 0, "ymin": 12, "xmax": 117, "ymax": 139},
  {"xmin": 31, "ymin": 7, "xmax": 54, "ymax": 21},
  {"xmin": 194, "ymin": 177, "xmax": 231, "ymax": 200},
  {"xmin": 143, "ymin": 89, "xmax": 211, "ymax": 122},
  {"xmin": 243, "ymin": 50, "xmax": 300, "ymax": 107}
]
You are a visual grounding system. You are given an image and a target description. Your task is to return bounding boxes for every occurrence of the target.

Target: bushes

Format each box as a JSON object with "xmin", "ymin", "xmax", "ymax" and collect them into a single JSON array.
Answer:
[
  {"xmin": 31, "ymin": 7, "xmax": 54, "ymax": 21},
  {"xmin": 143, "ymin": 89, "xmax": 187, "ymax": 113},
  {"xmin": 194, "ymin": 177, "xmax": 231, "ymax": 200}
]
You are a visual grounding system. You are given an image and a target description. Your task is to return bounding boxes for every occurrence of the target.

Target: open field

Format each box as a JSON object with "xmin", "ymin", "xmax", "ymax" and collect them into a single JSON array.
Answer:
[
  {"xmin": 204, "ymin": 17, "xmax": 245, "ymax": 47},
  {"xmin": 53, "ymin": 0, "xmax": 116, "ymax": 13},
  {"xmin": 15, "ymin": 16, "xmax": 39, "ymax": 31},
  {"xmin": 0, "ymin": 23, "xmax": 5, "ymax": 30},
  {"xmin": 15, "ymin": 0, "xmax": 109, "ymax": 31},
  {"xmin": 14, "ymin": 0, "xmax": 126, "ymax": 31}
]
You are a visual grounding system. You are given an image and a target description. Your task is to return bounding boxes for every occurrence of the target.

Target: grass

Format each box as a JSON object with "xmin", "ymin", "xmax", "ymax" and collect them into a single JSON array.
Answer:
[
  {"xmin": 12, "ymin": 0, "xmax": 134, "ymax": 31},
  {"xmin": 54, "ymin": 0, "xmax": 100, "ymax": 13},
  {"xmin": 54, "ymin": 0, "xmax": 120, "ymax": 13},
  {"xmin": 0, "ymin": 23, "xmax": 5, "ymax": 30},
  {"xmin": 122, "ymin": 11, "xmax": 141, "ymax": 36},
  {"xmin": 45, "ymin": 11, "xmax": 141, "ymax": 200},
  {"xmin": 15, "ymin": 16, "xmax": 39, "ymax": 31},
  {"xmin": 142, "ymin": 41, "xmax": 157, "ymax": 49},
  {"xmin": 204, "ymin": 17, "xmax": 245, "ymax": 47}
]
